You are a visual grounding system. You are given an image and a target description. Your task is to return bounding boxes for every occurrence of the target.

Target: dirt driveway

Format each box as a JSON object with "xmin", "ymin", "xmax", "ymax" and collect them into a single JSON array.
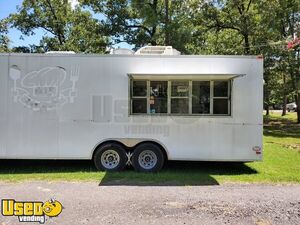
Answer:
[{"xmin": 0, "ymin": 182, "xmax": 299, "ymax": 225}]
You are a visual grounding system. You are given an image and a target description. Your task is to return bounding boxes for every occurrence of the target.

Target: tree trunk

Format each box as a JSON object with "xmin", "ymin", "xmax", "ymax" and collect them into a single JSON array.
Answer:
[
  {"xmin": 150, "ymin": 40, "xmax": 157, "ymax": 46},
  {"xmin": 244, "ymin": 34, "xmax": 250, "ymax": 55},
  {"xmin": 297, "ymin": 93, "xmax": 300, "ymax": 123},
  {"xmin": 297, "ymin": 50, "xmax": 300, "ymax": 123},
  {"xmin": 282, "ymin": 95, "xmax": 287, "ymax": 116},
  {"xmin": 164, "ymin": 0, "xmax": 170, "ymax": 46},
  {"xmin": 266, "ymin": 105, "xmax": 270, "ymax": 116},
  {"xmin": 282, "ymin": 73, "xmax": 287, "ymax": 116}
]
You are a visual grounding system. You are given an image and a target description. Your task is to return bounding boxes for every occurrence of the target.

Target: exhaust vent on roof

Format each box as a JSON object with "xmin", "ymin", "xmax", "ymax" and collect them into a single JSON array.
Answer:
[
  {"xmin": 135, "ymin": 46, "xmax": 181, "ymax": 55},
  {"xmin": 45, "ymin": 51, "xmax": 76, "ymax": 54},
  {"xmin": 110, "ymin": 48, "xmax": 134, "ymax": 55}
]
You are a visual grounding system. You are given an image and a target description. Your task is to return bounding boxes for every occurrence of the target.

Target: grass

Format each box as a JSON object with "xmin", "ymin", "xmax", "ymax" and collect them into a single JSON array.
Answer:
[{"xmin": 0, "ymin": 112, "xmax": 299, "ymax": 185}]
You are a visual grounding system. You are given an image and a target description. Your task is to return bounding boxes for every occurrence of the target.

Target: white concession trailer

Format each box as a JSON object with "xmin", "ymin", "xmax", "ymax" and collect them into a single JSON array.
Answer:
[{"xmin": 0, "ymin": 47, "xmax": 263, "ymax": 172}]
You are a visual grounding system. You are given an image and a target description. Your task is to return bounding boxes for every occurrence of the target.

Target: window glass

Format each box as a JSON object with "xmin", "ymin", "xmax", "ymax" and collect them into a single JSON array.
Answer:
[
  {"xmin": 171, "ymin": 99, "xmax": 189, "ymax": 114},
  {"xmin": 192, "ymin": 81, "xmax": 210, "ymax": 114},
  {"xmin": 132, "ymin": 80, "xmax": 147, "ymax": 97},
  {"xmin": 213, "ymin": 99, "xmax": 228, "ymax": 114},
  {"xmin": 214, "ymin": 81, "xmax": 228, "ymax": 97},
  {"xmin": 171, "ymin": 81, "xmax": 189, "ymax": 97},
  {"xmin": 150, "ymin": 81, "xmax": 168, "ymax": 113},
  {"xmin": 150, "ymin": 81, "xmax": 168, "ymax": 98},
  {"xmin": 150, "ymin": 97, "xmax": 167, "ymax": 113},
  {"xmin": 130, "ymin": 79, "xmax": 231, "ymax": 116},
  {"xmin": 132, "ymin": 98, "xmax": 147, "ymax": 114}
]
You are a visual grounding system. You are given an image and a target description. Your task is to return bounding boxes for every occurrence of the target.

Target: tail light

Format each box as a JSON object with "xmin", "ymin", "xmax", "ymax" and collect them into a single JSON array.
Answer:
[{"xmin": 252, "ymin": 146, "xmax": 262, "ymax": 155}]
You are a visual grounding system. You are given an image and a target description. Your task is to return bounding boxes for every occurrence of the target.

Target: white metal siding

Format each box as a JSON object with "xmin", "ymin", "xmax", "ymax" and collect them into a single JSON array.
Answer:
[{"xmin": 0, "ymin": 54, "xmax": 263, "ymax": 161}]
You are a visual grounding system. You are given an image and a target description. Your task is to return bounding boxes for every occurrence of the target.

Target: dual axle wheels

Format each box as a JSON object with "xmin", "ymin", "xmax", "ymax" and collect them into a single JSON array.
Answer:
[{"xmin": 93, "ymin": 143, "xmax": 165, "ymax": 172}]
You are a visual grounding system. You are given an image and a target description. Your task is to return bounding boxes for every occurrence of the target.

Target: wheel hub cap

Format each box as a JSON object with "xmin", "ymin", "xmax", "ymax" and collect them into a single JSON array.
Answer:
[
  {"xmin": 101, "ymin": 150, "xmax": 120, "ymax": 169},
  {"xmin": 138, "ymin": 150, "xmax": 157, "ymax": 170}
]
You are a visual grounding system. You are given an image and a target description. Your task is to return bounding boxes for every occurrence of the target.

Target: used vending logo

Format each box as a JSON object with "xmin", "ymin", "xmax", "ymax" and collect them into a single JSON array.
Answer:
[{"xmin": 1, "ymin": 198, "xmax": 63, "ymax": 224}]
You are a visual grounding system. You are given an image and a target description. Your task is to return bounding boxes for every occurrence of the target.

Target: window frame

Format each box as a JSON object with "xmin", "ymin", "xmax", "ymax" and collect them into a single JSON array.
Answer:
[
  {"xmin": 211, "ymin": 80, "xmax": 232, "ymax": 116},
  {"xmin": 170, "ymin": 80, "xmax": 190, "ymax": 114},
  {"xmin": 130, "ymin": 80, "xmax": 148, "ymax": 114},
  {"xmin": 149, "ymin": 80, "xmax": 168, "ymax": 114},
  {"xmin": 129, "ymin": 78, "xmax": 232, "ymax": 116},
  {"xmin": 191, "ymin": 80, "xmax": 211, "ymax": 115}
]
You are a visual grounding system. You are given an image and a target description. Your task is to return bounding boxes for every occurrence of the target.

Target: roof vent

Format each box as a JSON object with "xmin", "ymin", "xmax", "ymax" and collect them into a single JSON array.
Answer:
[
  {"xmin": 110, "ymin": 48, "xmax": 134, "ymax": 55},
  {"xmin": 135, "ymin": 46, "xmax": 181, "ymax": 55},
  {"xmin": 45, "ymin": 51, "xmax": 76, "ymax": 54}
]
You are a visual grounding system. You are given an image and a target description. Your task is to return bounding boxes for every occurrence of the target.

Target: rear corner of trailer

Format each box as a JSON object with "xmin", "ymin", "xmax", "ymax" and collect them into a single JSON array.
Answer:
[
  {"xmin": 255, "ymin": 56, "xmax": 264, "ymax": 160},
  {"xmin": 238, "ymin": 56, "xmax": 264, "ymax": 162}
]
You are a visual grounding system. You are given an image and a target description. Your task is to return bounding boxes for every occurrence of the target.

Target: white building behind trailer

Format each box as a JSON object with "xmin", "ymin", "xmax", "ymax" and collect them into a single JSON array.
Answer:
[{"xmin": 0, "ymin": 46, "xmax": 263, "ymax": 172}]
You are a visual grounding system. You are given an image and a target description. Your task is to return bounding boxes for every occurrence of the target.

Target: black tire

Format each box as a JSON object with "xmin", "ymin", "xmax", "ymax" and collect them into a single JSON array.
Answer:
[
  {"xmin": 132, "ymin": 143, "xmax": 165, "ymax": 172},
  {"xmin": 93, "ymin": 143, "xmax": 127, "ymax": 171}
]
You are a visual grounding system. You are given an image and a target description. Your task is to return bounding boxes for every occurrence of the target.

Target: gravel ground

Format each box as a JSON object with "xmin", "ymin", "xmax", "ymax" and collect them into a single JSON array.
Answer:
[{"xmin": 0, "ymin": 182, "xmax": 299, "ymax": 225}]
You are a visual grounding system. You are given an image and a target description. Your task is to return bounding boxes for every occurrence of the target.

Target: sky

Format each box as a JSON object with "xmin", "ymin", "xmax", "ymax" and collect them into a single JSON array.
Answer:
[{"xmin": 0, "ymin": 0, "xmax": 132, "ymax": 49}]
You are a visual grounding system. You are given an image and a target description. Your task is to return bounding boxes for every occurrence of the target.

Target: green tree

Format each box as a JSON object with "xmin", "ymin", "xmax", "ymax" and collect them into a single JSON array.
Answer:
[
  {"xmin": 0, "ymin": 19, "xmax": 9, "ymax": 52},
  {"xmin": 9, "ymin": 0, "xmax": 109, "ymax": 53},
  {"xmin": 11, "ymin": 44, "xmax": 45, "ymax": 53},
  {"xmin": 187, "ymin": 0, "xmax": 299, "ymax": 120},
  {"xmin": 189, "ymin": 0, "xmax": 262, "ymax": 55},
  {"xmin": 258, "ymin": 0, "xmax": 300, "ymax": 119},
  {"xmin": 82, "ymin": 0, "xmax": 192, "ymax": 52}
]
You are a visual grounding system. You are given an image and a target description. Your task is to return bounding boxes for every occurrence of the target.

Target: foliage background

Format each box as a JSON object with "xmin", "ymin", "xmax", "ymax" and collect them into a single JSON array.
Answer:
[{"xmin": 0, "ymin": 0, "xmax": 299, "ymax": 120}]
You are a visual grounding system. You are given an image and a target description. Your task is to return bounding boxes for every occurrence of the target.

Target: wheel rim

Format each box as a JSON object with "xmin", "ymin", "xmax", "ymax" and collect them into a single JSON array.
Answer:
[
  {"xmin": 138, "ymin": 150, "xmax": 158, "ymax": 170},
  {"xmin": 100, "ymin": 150, "xmax": 120, "ymax": 169}
]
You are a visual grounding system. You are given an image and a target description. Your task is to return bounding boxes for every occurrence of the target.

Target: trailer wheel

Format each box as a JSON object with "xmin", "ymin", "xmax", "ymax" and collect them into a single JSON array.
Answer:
[
  {"xmin": 132, "ymin": 143, "xmax": 165, "ymax": 172},
  {"xmin": 93, "ymin": 143, "xmax": 127, "ymax": 171}
]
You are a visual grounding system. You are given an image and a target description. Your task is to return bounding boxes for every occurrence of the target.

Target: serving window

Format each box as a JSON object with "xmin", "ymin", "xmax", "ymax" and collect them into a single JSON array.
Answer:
[{"xmin": 130, "ymin": 79, "xmax": 231, "ymax": 116}]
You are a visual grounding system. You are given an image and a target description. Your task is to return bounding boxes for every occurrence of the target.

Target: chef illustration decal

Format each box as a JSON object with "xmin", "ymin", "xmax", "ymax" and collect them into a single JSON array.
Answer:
[{"xmin": 9, "ymin": 65, "xmax": 79, "ymax": 111}]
